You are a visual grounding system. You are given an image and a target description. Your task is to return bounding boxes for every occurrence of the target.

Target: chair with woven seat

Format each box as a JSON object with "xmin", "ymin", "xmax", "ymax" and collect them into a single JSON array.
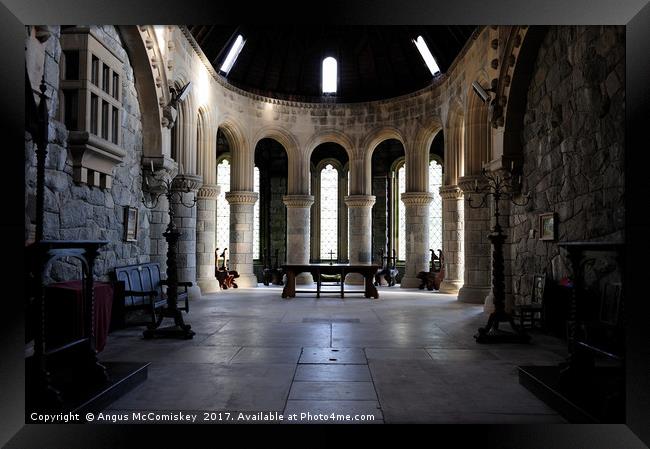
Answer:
[{"xmin": 514, "ymin": 273, "xmax": 546, "ymax": 330}]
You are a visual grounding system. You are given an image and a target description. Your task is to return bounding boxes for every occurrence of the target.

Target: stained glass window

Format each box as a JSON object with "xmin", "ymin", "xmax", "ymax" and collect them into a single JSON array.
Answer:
[
  {"xmin": 253, "ymin": 166, "xmax": 260, "ymax": 260},
  {"xmin": 320, "ymin": 164, "xmax": 338, "ymax": 261},
  {"xmin": 398, "ymin": 164, "xmax": 406, "ymax": 261},
  {"xmin": 429, "ymin": 160, "xmax": 443, "ymax": 253},
  {"xmin": 216, "ymin": 159, "xmax": 230, "ymax": 255}
]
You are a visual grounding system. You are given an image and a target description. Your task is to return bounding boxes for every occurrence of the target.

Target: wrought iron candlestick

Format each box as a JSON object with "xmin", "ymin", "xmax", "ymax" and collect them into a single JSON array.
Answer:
[
  {"xmin": 142, "ymin": 167, "xmax": 197, "ymax": 339},
  {"xmin": 27, "ymin": 75, "xmax": 50, "ymax": 243},
  {"xmin": 466, "ymin": 167, "xmax": 531, "ymax": 343}
]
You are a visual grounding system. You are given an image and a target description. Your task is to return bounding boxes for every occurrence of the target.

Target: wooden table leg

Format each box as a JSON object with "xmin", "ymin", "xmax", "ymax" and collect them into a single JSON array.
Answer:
[
  {"xmin": 340, "ymin": 268, "xmax": 345, "ymax": 298},
  {"xmin": 365, "ymin": 272, "xmax": 379, "ymax": 299},
  {"xmin": 282, "ymin": 270, "xmax": 296, "ymax": 298},
  {"xmin": 316, "ymin": 270, "xmax": 321, "ymax": 299}
]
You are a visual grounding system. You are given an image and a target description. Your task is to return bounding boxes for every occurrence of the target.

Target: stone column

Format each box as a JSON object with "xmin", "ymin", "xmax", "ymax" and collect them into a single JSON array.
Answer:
[
  {"xmin": 172, "ymin": 174, "xmax": 203, "ymax": 300},
  {"xmin": 225, "ymin": 190, "xmax": 259, "ymax": 287},
  {"xmin": 344, "ymin": 195, "xmax": 375, "ymax": 284},
  {"xmin": 400, "ymin": 192, "xmax": 434, "ymax": 288},
  {"xmin": 283, "ymin": 194, "xmax": 314, "ymax": 284},
  {"xmin": 438, "ymin": 185, "xmax": 465, "ymax": 294},
  {"xmin": 457, "ymin": 176, "xmax": 492, "ymax": 303},
  {"xmin": 195, "ymin": 184, "xmax": 219, "ymax": 293}
]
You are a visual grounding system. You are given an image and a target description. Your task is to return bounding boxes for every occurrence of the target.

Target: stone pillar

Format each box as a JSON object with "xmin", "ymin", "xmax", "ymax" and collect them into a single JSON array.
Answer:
[
  {"xmin": 438, "ymin": 185, "xmax": 465, "ymax": 294},
  {"xmin": 400, "ymin": 192, "xmax": 434, "ymax": 288},
  {"xmin": 457, "ymin": 176, "xmax": 492, "ymax": 304},
  {"xmin": 149, "ymin": 194, "xmax": 170, "ymax": 270},
  {"xmin": 196, "ymin": 184, "xmax": 219, "ymax": 293},
  {"xmin": 284, "ymin": 194, "xmax": 314, "ymax": 284},
  {"xmin": 344, "ymin": 195, "xmax": 375, "ymax": 284},
  {"xmin": 172, "ymin": 174, "xmax": 203, "ymax": 300},
  {"xmin": 225, "ymin": 190, "xmax": 259, "ymax": 287}
]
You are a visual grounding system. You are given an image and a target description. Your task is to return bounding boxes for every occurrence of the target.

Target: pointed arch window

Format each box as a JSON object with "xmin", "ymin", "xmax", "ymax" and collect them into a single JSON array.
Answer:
[
  {"xmin": 253, "ymin": 166, "xmax": 260, "ymax": 260},
  {"xmin": 397, "ymin": 162, "xmax": 407, "ymax": 261},
  {"xmin": 320, "ymin": 164, "xmax": 339, "ymax": 260},
  {"xmin": 322, "ymin": 57, "xmax": 337, "ymax": 94},
  {"xmin": 216, "ymin": 159, "xmax": 231, "ymax": 253},
  {"xmin": 429, "ymin": 158, "xmax": 443, "ymax": 253}
]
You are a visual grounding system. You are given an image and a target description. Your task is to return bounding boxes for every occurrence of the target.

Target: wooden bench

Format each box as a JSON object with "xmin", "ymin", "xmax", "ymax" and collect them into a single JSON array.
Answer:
[{"xmin": 112, "ymin": 262, "xmax": 190, "ymax": 329}]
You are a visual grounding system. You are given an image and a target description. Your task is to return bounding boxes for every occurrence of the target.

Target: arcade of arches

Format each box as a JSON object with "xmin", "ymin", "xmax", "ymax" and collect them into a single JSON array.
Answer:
[{"xmin": 24, "ymin": 24, "xmax": 626, "ymax": 424}]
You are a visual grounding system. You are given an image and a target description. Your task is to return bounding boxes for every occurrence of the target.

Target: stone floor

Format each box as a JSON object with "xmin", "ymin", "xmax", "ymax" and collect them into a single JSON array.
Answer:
[{"xmin": 99, "ymin": 285, "xmax": 568, "ymax": 424}]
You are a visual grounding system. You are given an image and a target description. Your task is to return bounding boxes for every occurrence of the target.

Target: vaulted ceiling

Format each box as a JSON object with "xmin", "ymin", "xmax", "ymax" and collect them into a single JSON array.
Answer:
[{"xmin": 188, "ymin": 25, "xmax": 477, "ymax": 103}]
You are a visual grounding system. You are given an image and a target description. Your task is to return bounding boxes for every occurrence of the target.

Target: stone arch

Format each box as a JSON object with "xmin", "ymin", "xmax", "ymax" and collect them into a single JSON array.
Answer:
[
  {"xmin": 252, "ymin": 125, "xmax": 300, "ymax": 194},
  {"xmin": 217, "ymin": 117, "xmax": 250, "ymax": 191},
  {"xmin": 446, "ymin": 97, "xmax": 465, "ymax": 185},
  {"xmin": 306, "ymin": 129, "xmax": 355, "ymax": 161},
  {"xmin": 361, "ymin": 126, "xmax": 407, "ymax": 195},
  {"xmin": 116, "ymin": 26, "xmax": 167, "ymax": 159},
  {"xmin": 465, "ymin": 69, "xmax": 491, "ymax": 175},
  {"xmin": 500, "ymin": 26, "xmax": 548, "ymax": 161},
  {"xmin": 410, "ymin": 120, "xmax": 443, "ymax": 192},
  {"xmin": 305, "ymin": 129, "xmax": 355, "ymax": 194},
  {"xmin": 196, "ymin": 105, "xmax": 216, "ymax": 185},
  {"xmin": 171, "ymin": 77, "xmax": 198, "ymax": 175}
]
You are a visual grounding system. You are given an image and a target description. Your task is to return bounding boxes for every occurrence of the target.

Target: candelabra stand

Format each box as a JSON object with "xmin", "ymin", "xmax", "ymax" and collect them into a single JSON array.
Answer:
[
  {"xmin": 142, "ymin": 168, "xmax": 197, "ymax": 339},
  {"xmin": 466, "ymin": 167, "xmax": 531, "ymax": 343}
]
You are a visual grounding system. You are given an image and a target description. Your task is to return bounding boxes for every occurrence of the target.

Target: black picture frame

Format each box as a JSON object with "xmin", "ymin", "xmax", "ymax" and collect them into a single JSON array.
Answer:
[
  {"xmin": 538, "ymin": 212, "xmax": 557, "ymax": 241},
  {"xmin": 123, "ymin": 206, "xmax": 138, "ymax": 242}
]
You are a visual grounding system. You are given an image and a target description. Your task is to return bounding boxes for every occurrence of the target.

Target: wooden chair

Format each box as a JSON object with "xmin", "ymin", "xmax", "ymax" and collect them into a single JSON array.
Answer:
[
  {"xmin": 417, "ymin": 249, "xmax": 445, "ymax": 291},
  {"xmin": 215, "ymin": 248, "xmax": 239, "ymax": 289},
  {"xmin": 374, "ymin": 249, "xmax": 398, "ymax": 287},
  {"xmin": 514, "ymin": 273, "xmax": 546, "ymax": 329}
]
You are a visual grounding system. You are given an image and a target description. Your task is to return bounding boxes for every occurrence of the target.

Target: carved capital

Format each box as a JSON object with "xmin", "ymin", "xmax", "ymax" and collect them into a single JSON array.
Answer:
[
  {"xmin": 344, "ymin": 195, "xmax": 376, "ymax": 208},
  {"xmin": 162, "ymin": 104, "xmax": 178, "ymax": 129},
  {"xmin": 400, "ymin": 192, "xmax": 434, "ymax": 206},
  {"xmin": 171, "ymin": 173, "xmax": 202, "ymax": 192},
  {"xmin": 283, "ymin": 194, "xmax": 314, "ymax": 208},
  {"xmin": 458, "ymin": 175, "xmax": 488, "ymax": 194},
  {"xmin": 225, "ymin": 191, "xmax": 259, "ymax": 205},
  {"xmin": 439, "ymin": 185, "xmax": 464, "ymax": 200},
  {"xmin": 197, "ymin": 184, "xmax": 220, "ymax": 199}
]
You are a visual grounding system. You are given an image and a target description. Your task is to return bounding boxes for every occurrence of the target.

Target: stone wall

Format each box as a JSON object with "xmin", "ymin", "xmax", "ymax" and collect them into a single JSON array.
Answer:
[
  {"xmin": 25, "ymin": 26, "xmax": 149, "ymax": 281},
  {"xmin": 510, "ymin": 26, "xmax": 625, "ymax": 304}
]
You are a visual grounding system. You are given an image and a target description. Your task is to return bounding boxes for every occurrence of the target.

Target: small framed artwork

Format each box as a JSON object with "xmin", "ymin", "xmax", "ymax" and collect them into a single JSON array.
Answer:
[
  {"xmin": 600, "ymin": 282, "xmax": 622, "ymax": 326},
  {"xmin": 538, "ymin": 212, "xmax": 557, "ymax": 241},
  {"xmin": 123, "ymin": 206, "xmax": 138, "ymax": 242}
]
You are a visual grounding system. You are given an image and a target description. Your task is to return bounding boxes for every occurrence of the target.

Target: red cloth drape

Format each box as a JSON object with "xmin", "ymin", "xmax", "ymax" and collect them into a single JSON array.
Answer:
[{"xmin": 44, "ymin": 280, "xmax": 113, "ymax": 352}]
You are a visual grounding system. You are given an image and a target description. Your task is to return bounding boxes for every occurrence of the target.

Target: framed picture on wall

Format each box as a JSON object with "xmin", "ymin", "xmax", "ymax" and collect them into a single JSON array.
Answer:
[
  {"xmin": 124, "ymin": 206, "xmax": 138, "ymax": 242},
  {"xmin": 538, "ymin": 212, "xmax": 557, "ymax": 241}
]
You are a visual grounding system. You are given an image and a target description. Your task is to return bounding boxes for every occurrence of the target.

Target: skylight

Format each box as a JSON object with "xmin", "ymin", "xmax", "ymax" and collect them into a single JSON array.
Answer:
[
  {"xmin": 322, "ymin": 57, "xmax": 337, "ymax": 94},
  {"xmin": 414, "ymin": 35, "xmax": 441, "ymax": 76},
  {"xmin": 220, "ymin": 34, "xmax": 245, "ymax": 75}
]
